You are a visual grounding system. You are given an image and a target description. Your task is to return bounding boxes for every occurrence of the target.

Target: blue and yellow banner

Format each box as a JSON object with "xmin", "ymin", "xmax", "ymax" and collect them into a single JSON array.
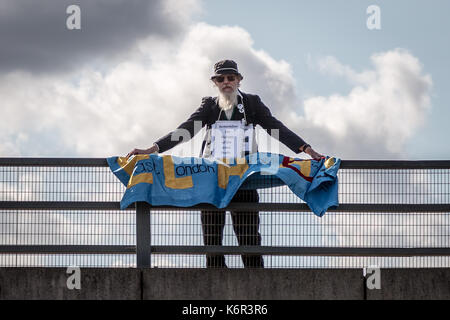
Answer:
[{"xmin": 107, "ymin": 153, "xmax": 340, "ymax": 217}]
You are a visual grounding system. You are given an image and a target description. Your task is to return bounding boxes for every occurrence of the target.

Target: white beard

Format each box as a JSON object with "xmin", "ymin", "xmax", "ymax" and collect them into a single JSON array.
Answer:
[{"xmin": 217, "ymin": 89, "xmax": 238, "ymax": 111}]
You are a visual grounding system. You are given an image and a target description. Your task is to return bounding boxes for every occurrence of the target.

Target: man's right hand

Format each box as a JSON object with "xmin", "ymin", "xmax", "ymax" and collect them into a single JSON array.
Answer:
[
  {"xmin": 126, "ymin": 145, "xmax": 158, "ymax": 159},
  {"xmin": 304, "ymin": 147, "xmax": 324, "ymax": 160}
]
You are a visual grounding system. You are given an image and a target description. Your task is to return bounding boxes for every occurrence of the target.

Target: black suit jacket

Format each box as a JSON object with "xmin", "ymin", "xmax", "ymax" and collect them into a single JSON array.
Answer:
[{"xmin": 155, "ymin": 91, "xmax": 308, "ymax": 154}]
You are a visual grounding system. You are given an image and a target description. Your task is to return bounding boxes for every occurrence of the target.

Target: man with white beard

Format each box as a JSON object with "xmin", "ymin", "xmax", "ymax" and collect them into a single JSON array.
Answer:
[{"xmin": 127, "ymin": 60, "xmax": 323, "ymax": 268}]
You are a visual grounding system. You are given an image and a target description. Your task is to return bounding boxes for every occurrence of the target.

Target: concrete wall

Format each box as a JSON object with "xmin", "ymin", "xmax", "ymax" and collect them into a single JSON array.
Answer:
[
  {"xmin": 0, "ymin": 268, "xmax": 141, "ymax": 300},
  {"xmin": 143, "ymin": 269, "xmax": 363, "ymax": 300},
  {"xmin": 366, "ymin": 268, "xmax": 450, "ymax": 300},
  {"xmin": 0, "ymin": 268, "xmax": 448, "ymax": 300}
]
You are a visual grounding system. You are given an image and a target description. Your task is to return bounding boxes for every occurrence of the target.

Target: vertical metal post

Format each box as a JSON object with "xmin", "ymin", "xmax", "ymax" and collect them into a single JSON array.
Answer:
[{"xmin": 136, "ymin": 202, "xmax": 151, "ymax": 268}]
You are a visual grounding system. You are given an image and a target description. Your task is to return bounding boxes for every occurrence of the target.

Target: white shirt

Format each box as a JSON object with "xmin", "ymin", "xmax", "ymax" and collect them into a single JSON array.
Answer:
[{"xmin": 224, "ymin": 107, "xmax": 234, "ymax": 120}]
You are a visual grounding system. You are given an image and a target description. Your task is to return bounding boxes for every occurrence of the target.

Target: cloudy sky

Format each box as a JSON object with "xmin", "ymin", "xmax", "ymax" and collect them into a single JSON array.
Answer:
[{"xmin": 0, "ymin": 0, "xmax": 448, "ymax": 160}]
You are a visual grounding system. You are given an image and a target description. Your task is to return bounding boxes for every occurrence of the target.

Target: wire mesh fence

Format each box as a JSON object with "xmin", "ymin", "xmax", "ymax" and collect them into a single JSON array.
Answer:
[{"xmin": 0, "ymin": 158, "xmax": 449, "ymax": 268}]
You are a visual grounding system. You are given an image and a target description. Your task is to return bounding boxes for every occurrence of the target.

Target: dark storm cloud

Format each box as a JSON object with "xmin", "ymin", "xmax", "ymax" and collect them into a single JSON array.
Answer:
[{"xmin": 0, "ymin": 0, "xmax": 183, "ymax": 73}]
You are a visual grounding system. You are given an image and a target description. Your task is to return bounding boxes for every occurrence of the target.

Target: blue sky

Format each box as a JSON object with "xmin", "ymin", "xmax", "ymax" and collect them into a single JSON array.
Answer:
[
  {"xmin": 202, "ymin": 0, "xmax": 450, "ymax": 159},
  {"xmin": 0, "ymin": 0, "xmax": 448, "ymax": 160}
]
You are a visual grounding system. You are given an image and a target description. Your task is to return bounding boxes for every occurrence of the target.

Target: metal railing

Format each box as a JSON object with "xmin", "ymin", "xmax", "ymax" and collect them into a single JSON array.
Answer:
[{"xmin": 0, "ymin": 158, "xmax": 449, "ymax": 268}]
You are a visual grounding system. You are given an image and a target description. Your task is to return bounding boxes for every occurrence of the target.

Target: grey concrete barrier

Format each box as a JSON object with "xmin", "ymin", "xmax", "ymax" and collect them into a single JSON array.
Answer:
[
  {"xmin": 0, "ymin": 268, "xmax": 363, "ymax": 300},
  {"xmin": 0, "ymin": 267, "xmax": 141, "ymax": 300},
  {"xmin": 1, "ymin": 267, "xmax": 449, "ymax": 300},
  {"xmin": 142, "ymin": 268, "xmax": 364, "ymax": 300},
  {"xmin": 365, "ymin": 268, "xmax": 450, "ymax": 300}
]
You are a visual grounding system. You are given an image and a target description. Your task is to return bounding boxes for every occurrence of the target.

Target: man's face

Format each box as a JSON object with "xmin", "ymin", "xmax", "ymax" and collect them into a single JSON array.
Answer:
[{"xmin": 213, "ymin": 74, "xmax": 241, "ymax": 94}]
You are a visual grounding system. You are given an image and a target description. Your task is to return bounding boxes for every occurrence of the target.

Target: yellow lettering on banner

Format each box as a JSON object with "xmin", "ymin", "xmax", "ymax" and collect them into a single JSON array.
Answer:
[
  {"xmin": 127, "ymin": 173, "xmax": 153, "ymax": 189},
  {"xmin": 117, "ymin": 155, "xmax": 149, "ymax": 176},
  {"xmin": 324, "ymin": 157, "xmax": 336, "ymax": 169},
  {"xmin": 218, "ymin": 158, "xmax": 249, "ymax": 189},
  {"xmin": 280, "ymin": 158, "xmax": 311, "ymax": 177},
  {"xmin": 163, "ymin": 156, "xmax": 193, "ymax": 189}
]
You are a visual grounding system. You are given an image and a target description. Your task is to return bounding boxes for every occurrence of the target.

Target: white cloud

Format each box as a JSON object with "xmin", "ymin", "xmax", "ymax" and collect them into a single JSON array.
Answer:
[
  {"xmin": 0, "ymin": 0, "xmax": 198, "ymax": 74},
  {"xmin": 0, "ymin": 22, "xmax": 299, "ymax": 158},
  {"xmin": 0, "ymin": 2, "xmax": 432, "ymax": 161},
  {"xmin": 295, "ymin": 49, "xmax": 432, "ymax": 159}
]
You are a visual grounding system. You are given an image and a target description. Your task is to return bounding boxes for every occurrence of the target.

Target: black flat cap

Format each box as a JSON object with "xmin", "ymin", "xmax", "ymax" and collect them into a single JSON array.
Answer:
[{"xmin": 211, "ymin": 59, "xmax": 243, "ymax": 80}]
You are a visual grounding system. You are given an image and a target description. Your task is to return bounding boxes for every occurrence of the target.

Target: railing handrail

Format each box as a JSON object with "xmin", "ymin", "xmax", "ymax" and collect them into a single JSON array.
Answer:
[
  {"xmin": 0, "ymin": 157, "xmax": 450, "ymax": 169},
  {"xmin": 0, "ymin": 157, "xmax": 108, "ymax": 167},
  {"xmin": 1, "ymin": 245, "xmax": 449, "ymax": 257},
  {"xmin": 1, "ymin": 201, "xmax": 449, "ymax": 212}
]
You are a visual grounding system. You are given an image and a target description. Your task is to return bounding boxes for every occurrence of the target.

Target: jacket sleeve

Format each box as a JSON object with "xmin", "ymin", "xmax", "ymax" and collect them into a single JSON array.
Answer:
[
  {"xmin": 154, "ymin": 97, "xmax": 211, "ymax": 153},
  {"xmin": 253, "ymin": 95, "xmax": 308, "ymax": 153}
]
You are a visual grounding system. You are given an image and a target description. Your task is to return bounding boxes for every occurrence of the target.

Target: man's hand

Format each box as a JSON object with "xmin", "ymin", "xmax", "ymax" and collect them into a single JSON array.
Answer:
[
  {"xmin": 304, "ymin": 146, "xmax": 324, "ymax": 160},
  {"xmin": 126, "ymin": 145, "xmax": 158, "ymax": 159}
]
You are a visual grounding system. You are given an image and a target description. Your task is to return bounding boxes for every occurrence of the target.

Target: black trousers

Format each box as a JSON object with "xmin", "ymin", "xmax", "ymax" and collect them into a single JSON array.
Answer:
[{"xmin": 201, "ymin": 189, "xmax": 264, "ymax": 268}]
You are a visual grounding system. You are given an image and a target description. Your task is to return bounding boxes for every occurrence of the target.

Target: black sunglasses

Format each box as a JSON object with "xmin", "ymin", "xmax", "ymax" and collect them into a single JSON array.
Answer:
[{"xmin": 214, "ymin": 75, "xmax": 237, "ymax": 83}]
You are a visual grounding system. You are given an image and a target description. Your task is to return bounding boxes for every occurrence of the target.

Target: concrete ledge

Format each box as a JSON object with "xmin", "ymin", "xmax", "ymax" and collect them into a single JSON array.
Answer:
[
  {"xmin": 1, "ymin": 267, "xmax": 449, "ymax": 300},
  {"xmin": 0, "ymin": 268, "xmax": 363, "ymax": 300},
  {"xmin": 366, "ymin": 268, "xmax": 450, "ymax": 300},
  {"xmin": 0, "ymin": 268, "xmax": 141, "ymax": 300},
  {"xmin": 143, "ymin": 268, "xmax": 364, "ymax": 300}
]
